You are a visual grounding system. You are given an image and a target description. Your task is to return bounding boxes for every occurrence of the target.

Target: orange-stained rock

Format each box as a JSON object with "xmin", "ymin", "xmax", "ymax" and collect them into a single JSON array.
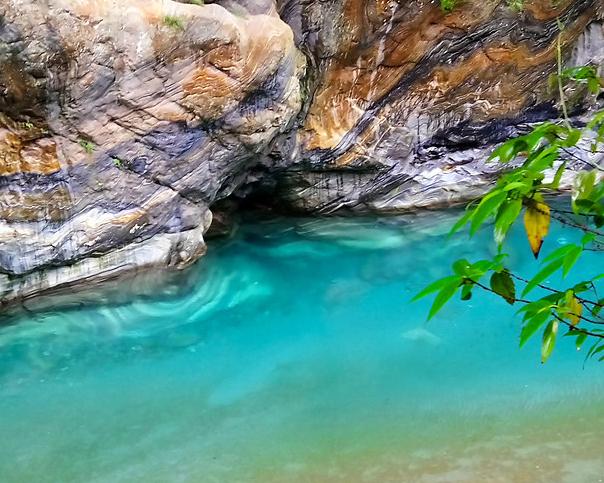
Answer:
[
  {"xmin": 0, "ymin": 188, "xmax": 71, "ymax": 222},
  {"xmin": 300, "ymin": 0, "xmax": 598, "ymax": 151},
  {"xmin": 0, "ymin": 0, "xmax": 602, "ymax": 304},
  {"xmin": 0, "ymin": 0, "xmax": 303, "ymax": 301}
]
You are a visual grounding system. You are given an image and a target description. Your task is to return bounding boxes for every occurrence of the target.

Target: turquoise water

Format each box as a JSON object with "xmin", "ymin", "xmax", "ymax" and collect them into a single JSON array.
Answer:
[{"xmin": 1, "ymin": 213, "xmax": 604, "ymax": 483}]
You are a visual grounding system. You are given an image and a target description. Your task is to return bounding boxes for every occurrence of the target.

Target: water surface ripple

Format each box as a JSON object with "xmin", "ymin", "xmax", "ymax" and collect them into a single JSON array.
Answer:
[{"xmin": 1, "ymin": 213, "xmax": 603, "ymax": 483}]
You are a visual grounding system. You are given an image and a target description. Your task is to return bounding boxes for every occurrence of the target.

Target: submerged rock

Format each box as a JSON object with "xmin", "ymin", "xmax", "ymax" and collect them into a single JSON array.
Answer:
[
  {"xmin": 402, "ymin": 327, "xmax": 442, "ymax": 346},
  {"xmin": 0, "ymin": 0, "xmax": 603, "ymax": 303}
]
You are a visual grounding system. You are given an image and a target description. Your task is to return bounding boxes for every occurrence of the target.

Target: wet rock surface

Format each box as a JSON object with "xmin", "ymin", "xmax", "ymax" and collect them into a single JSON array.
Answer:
[{"xmin": 0, "ymin": 0, "xmax": 602, "ymax": 303}]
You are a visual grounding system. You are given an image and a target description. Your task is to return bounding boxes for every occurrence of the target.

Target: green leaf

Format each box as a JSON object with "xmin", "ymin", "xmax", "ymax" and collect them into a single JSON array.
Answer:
[
  {"xmin": 582, "ymin": 233, "xmax": 596, "ymax": 245},
  {"xmin": 448, "ymin": 208, "xmax": 475, "ymax": 238},
  {"xmin": 543, "ymin": 244, "xmax": 575, "ymax": 263},
  {"xmin": 588, "ymin": 77, "xmax": 601, "ymax": 95},
  {"xmin": 572, "ymin": 281, "xmax": 591, "ymax": 294},
  {"xmin": 490, "ymin": 270, "xmax": 515, "ymax": 305},
  {"xmin": 587, "ymin": 341, "xmax": 602, "ymax": 359},
  {"xmin": 518, "ymin": 293, "xmax": 563, "ymax": 318},
  {"xmin": 541, "ymin": 319, "xmax": 558, "ymax": 363},
  {"xmin": 494, "ymin": 199, "xmax": 522, "ymax": 246},
  {"xmin": 527, "ymin": 145, "xmax": 559, "ymax": 172},
  {"xmin": 591, "ymin": 297, "xmax": 604, "ymax": 317},
  {"xmin": 586, "ymin": 110, "xmax": 604, "ymax": 131},
  {"xmin": 521, "ymin": 258, "xmax": 564, "ymax": 297},
  {"xmin": 587, "ymin": 181, "xmax": 604, "ymax": 203},
  {"xmin": 494, "ymin": 253, "xmax": 509, "ymax": 264},
  {"xmin": 411, "ymin": 275, "xmax": 461, "ymax": 302},
  {"xmin": 588, "ymin": 342, "xmax": 604, "ymax": 359},
  {"xmin": 561, "ymin": 66, "xmax": 597, "ymax": 80},
  {"xmin": 564, "ymin": 129, "xmax": 581, "ymax": 148},
  {"xmin": 489, "ymin": 141, "xmax": 516, "ymax": 163},
  {"xmin": 428, "ymin": 280, "xmax": 462, "ymax": 321},
  {"xmin": 452, "ymin": 259, "xmax": 471, "ymax": 276},
  {"xmin": 572, "ymin": 171, "xmax": 596, "ymax": 211},
  {"xmin": 575, "ymin": 331, "xmax": 588, "ymax": 350},
  {"xmin": 520, "ymin": 309, "xmax": 551, "ymax": 348},
  {"xmin": 547, "ymin": 161, "xmax": 567, "ymax": 190},
  {"xmin": 470, "ymin": 259, "xmax": 494, "ymax": 275},
  {"xmin": 502, "ymin": 181, "xmax": 530, "ymax": 192},
  {"xmin": 562, "ymin": 246, "xmax": 583, "ymax": 277},
  {"xmin": 471, "ymin": 191, "xmax": 507, "ymax": 236},
  {"xmin": 461, "ymin": 283, "xmax": 473, "ymax": 301}
]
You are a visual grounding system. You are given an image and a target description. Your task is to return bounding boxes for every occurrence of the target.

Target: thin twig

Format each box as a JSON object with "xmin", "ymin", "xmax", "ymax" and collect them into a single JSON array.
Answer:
[{"xmin": 556, "ymin": 20, "xmax": 571, "ymax": 128}]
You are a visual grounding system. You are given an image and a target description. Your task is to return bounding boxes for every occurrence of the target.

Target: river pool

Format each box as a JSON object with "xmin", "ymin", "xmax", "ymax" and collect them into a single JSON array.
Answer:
[{"xmin": 1, "ymin": 212, "xmax": 603, "ymax": 483}]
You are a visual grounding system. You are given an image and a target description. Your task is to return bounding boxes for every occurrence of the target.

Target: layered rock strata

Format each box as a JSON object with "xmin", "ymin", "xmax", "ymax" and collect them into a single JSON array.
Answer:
[
  {"xmin": 0, "ymin": 0, "xmax": 303, "ymax": 304},
  {"xmin": 0, "ymin": 0, "xmax": 603, "ymax": 304},
  {"xmin": 273, "ymin": 0, "xmax": 604, "ymax": 212}
]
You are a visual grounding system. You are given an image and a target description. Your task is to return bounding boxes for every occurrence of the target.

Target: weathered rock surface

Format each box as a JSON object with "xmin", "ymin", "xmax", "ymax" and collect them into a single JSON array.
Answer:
[
  {"xmin": 0, "ymin": 0, "xmax": 303, "ymax": 304},
  {"xmin": 0, "ymin": 0, "xmax": 603, "ymax": 304},
  {"xmin": 272, "ymin": 0, "xmax": 604, "ymax": 212}
]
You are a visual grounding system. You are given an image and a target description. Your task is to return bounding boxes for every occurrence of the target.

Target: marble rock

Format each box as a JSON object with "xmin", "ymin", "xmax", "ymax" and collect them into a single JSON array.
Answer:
[
  {"xmin": 1, "ymin": 0, "xmax": 603, "ymax": 304},
  {"xmin": 0, "ymin": 0, "xmax": 303, "ymax": 304}
]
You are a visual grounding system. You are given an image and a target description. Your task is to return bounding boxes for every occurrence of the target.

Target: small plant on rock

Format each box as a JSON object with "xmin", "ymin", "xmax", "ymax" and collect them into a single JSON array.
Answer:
[{"xmin": 163, "ymin": 15, "xmax": 185, "ymax": 32}]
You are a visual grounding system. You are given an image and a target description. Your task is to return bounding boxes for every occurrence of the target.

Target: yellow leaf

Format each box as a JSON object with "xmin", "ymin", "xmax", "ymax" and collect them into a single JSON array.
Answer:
[
  {"xmin": 567, "ymin": 296, "xmax": 583, "ymax": 326},
  {"xmin": 524, "ymin": 202, "xmax": 550, "ymax": 258}
]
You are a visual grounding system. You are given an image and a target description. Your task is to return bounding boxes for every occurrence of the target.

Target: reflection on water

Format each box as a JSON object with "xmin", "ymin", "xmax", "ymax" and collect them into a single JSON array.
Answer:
[{"xmin": 1, "ymin": 212, "xmax": 603, "ymax": 483}]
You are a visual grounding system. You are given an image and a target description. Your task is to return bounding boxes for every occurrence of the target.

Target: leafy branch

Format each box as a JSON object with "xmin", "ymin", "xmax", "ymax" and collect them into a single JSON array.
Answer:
[{"xmin": 413, "ymin": 62, "xmax": 604, "ymax": 363}]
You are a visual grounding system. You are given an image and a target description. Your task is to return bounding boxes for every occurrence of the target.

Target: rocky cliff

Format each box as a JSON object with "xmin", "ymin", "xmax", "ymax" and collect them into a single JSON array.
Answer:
[{"xmin": 0, "ymin": 0, "xmax": 602, "ymax": 305}]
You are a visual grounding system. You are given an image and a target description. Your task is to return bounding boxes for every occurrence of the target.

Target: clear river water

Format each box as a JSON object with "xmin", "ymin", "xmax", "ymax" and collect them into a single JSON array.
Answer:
[{"xmin": 1, "ymin": 212, "xmax": 604, "ymax": 483}]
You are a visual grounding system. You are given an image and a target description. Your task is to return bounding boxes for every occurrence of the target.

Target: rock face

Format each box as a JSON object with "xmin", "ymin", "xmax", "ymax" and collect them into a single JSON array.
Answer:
[
  {"xmin": 0, "ymin": 0, "xmax": 602, "ymax": 304},
  {"xmin": 0, "ymin": 0, "xmax": 303, "ymax": 304},
  {"xmin": 273, "ymin": 0, "xmax": 604, "ymax": 212}
]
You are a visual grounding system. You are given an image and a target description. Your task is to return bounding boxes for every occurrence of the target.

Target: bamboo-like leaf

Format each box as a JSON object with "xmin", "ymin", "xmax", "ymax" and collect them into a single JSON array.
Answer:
[
  {"xmin": 502, "ymin": 181, "xmax": 529, "ymax": 192},
  {"xmin": 564, "ymin": 129, "xmax": 581, "ymax": 148},
  {"xmin": 543, "ymin": 244, "xmax": 575, "ymax": 264},
  {"xmin": 586, "ymin": 110, "xmax": 604, "ymax": 131},
  {"xmin": 587, "ymin": 341, "xmax": 604, "ymax": 359},
  {"xmin": 521, "ymin": 258, "xmax": 564, "ymax": 297},
  {"xmin": 428, "ymin": 281, "xmax": 462, "ymax": 321},
  {"xmin": 581, "ymin": 233, "xmax": 596, "ymax": 245},
  {"xmin": 452, "ymin": 259, "xmax": 471, "ymax": 276},
  {"xmin": 520, "ymin": 309, "xmax": 551, "ymax": 348},
  {"xmin": 573, "ymin": 281, "xmax": 591, "ymax": 294},
  {"xmin": 448, "ymin": 208, "xmax": 475, "ymax": 238},
  {"xmin": 588, "ymin": 77, "xmax": 601, "ymax": 95},
  {"xmin": 591, "ymin": 297, "xmax": 604, "ymax": 317},
  {"xmin": 494, "ymin": 199, "xmax": 522, "ymax": 246},
  {"xmin": 524, "ymin": 201, "xmax": 550, "ymax": 258},
  {"xmin": 489, "ymin": 141, "xmax": 516, "ymax": 163},
  {"xmin": 541, "ymin": 319, "xmax": 558, "ymax": 363},
  {"xmin": 575, "ymin": 331, "xmax": 588, "ymax": 350},
  {"xmin": 562, "ymin": 246, "xmax": 583, "ymax": 277},
  {"xmin": 411, "ymin": 275, "xmax": 461, "ymax": 302},
  {"xmin": 527, "ymin": 145, "xmax": 558, "ymax": 172},
  {"xmin": 547, "ymin": 161, "xmax": 566, "ymax": 190},
  {"xmin": 572, "ymin": 171, "xmax": 596, "ymax": 207},
  {"xmin": 461, "ymin": 283, "xmax": 473, "ymax": 301},
  {"xmin": 471, "ymin": 191, "xmax": 507, "ymax": 236}
]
